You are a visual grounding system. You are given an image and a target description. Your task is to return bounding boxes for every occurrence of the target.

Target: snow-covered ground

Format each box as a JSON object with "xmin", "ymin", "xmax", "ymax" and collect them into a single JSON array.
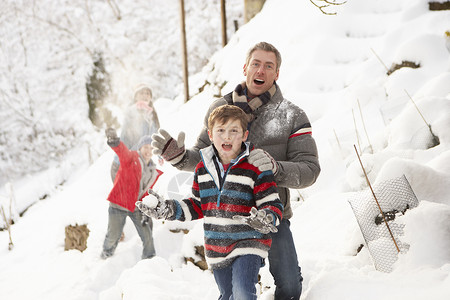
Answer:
[{"xmin": 1, "ymin": 0, "xmax": 450, "ymax": 299}]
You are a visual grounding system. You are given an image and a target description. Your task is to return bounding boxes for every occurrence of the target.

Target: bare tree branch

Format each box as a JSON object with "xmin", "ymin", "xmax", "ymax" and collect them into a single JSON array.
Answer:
[
  {"xmin": 0, "ymin": 89, "xmax": 34, "ymax": 124},
  {"xmin": 82, "ymin": 1, "xmax": 126, "ymax": 69},
  {"xmin": 309, "ymin": 0, "xmax": 347, "ymax": 15},
  {"xmin": 106, "ymin": 0, "xmax": 121, "ymax": 20},
  {"xmin": 15, "ymin": 7, "xmax": 94, "ymax": 56}
]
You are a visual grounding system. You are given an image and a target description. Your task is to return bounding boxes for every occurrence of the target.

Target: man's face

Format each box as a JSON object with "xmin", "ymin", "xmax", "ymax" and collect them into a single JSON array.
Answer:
[
  {"xmin": 139, "ymin": 144, "xmax": 153, "ymax": 162},
  {"xmin": 208, "ymin": 119, "xmax": 249, "ymax": 165},
  {"xmin": 243, "ymin": 50, "xmax": 279, "ymax": 98}
]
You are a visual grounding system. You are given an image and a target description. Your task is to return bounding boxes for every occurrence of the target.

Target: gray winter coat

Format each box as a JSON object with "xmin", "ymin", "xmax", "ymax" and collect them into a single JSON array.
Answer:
[{"xmin": 174, "ymin": 85, "xmax": 320, "ymax": 219}]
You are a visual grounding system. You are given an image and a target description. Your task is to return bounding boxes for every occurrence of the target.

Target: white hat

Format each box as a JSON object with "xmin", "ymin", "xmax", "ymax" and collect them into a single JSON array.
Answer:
[{"xmin": 133, "ymin": 83, "xmax": 153, "ymax": 100}]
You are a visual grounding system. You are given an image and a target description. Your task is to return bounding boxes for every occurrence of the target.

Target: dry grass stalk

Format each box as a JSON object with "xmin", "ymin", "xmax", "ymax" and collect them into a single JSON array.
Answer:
[
  {"xmin": 1, "ymin": 205, "xmax": 14, "ymax": 250},
  {"xmin": 352, "ymin": 109, "xmax": 362, "ymax": 155},
  {"xmin": 370, "ymin": 48, "xmax": 389, "ymax": 72},
  {"xmin": 357, "ymin": 99, "xmax": 374, "ymax": 154},
  {"xmin": 404, "ymin": 90, "xmax": 440, "ymax": 147},
  {"xmin": 333, "ymin": 128, "xmax": 345, "ymax": 159}
]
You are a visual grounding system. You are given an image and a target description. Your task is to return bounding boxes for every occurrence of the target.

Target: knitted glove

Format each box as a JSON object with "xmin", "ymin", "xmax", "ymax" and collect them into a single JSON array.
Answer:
[
  {"xmin": 105, "ymin": 128, "xmax": 120, "ymax": 147},
  {"xmin": 233, "ymin": 207, "xmax": 278, "ymax": 234},
  {"xmin": 151, "ymin": 129, "xmax": 185, "ymax": 165},
  {"xmin": 248, "ymin": 149, "xmax": 278, "ymax": 175},
  {"xmin": 136, "ymin": 190, "xmax": 175, "ymax": 220}
]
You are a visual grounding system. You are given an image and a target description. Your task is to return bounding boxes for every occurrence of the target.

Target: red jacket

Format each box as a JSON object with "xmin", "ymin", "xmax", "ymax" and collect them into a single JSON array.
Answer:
[{"xmin": 107, "ymin": 142, "xmax": 163, "ymax": 212}]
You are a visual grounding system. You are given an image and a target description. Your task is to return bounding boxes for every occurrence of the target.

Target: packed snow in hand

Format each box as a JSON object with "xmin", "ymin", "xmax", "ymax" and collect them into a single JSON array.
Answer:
[{"xmin": 142, "ymin": 194, "xmax": 159, "ymax": 208}]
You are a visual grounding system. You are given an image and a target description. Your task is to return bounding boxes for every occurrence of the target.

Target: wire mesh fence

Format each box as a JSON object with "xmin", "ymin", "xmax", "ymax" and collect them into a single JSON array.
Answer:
[{"xmin": 348, "ymin": 175, "xmax": 419, "ymax": 272}]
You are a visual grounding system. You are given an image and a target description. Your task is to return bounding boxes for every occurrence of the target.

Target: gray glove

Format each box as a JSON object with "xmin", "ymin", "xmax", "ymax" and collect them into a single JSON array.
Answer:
[
  {"xmin": 233, "ymin": 207, "xmax": 278, "ymax": 234},
  {"xmin": 248, "ymin": 149, "xmax": 278, "ymax": 175},
  {"xmin": 105, "ymin": 128, "xmax": 120, "ymax": 147},
  {"xmin": 151, "ymin": 129, "xmax": 185, "ymax": 164},
  {"xmin": 136, "ymin": 189, "xmax": 175, "ymax": 220}
]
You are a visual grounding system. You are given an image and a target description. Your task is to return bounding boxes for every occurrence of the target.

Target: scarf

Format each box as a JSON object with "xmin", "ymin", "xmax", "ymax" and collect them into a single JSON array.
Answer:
[{"xmin": 231, "ymin": 82, "xmax": 277, "ymax": 122}]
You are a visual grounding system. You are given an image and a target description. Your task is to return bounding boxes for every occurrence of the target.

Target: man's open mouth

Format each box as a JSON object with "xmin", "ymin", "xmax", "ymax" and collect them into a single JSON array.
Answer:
[{"xmin": 254, "ymin": 78, "xmax": 265, "ymax": 85}]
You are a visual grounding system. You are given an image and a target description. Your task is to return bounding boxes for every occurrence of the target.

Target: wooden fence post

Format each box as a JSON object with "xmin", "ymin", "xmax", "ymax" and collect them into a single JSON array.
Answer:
[
  {"xmin": 180, "ymin": 0, "xmax": 189, "ymax": 102},
  {"xmin": 221, "ymin": 0, "xmax": 228, "ymax": 47}
]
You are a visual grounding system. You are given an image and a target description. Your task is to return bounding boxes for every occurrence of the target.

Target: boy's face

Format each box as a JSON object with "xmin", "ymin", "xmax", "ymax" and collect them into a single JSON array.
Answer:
[
  {"xmin": 243, "ymin": 50, "xmax": 279, "ymax": 99},
  {"xmin": 139, "ymin": 144, "xmax": 153, "ymax": 162},
  {"xmin": 208, "ymin": 119, "xmax": 248, "ymax": 165}
]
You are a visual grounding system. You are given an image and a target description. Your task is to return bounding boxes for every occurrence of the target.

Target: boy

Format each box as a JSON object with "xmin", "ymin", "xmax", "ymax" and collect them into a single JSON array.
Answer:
[
  {"xmin": 137, "ymin": 105, "xmax": 283, "ymax": 299},
  {"xmin": 101, "ymin": 128, "xmax": 163, "ymax": 260}
]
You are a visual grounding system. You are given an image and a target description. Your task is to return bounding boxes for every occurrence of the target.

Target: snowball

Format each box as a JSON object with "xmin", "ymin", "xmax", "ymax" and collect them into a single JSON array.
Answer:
[{"xmin": 142, "ymin": 194, "xmax": 159, "ymax": 208}]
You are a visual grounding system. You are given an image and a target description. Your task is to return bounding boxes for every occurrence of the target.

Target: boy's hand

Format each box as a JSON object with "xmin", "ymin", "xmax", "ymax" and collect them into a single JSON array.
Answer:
[
  {"xmin": 248, "ymin": 149, "xmax": 278, "ymax": 175},
  {"xmin": 151, "ymin": 129, "xmax": 185, "ymax": 165},
  {"xmin": 136, "ymin": 190, "xmax": 175, "ymax": 220},
  {"xmin": 105, "ymin": 128, "xmax": 120, "ymax": 147},
  {"xmin": 233, "ymin": 207, "xmax": 278, "ymax": 234}
]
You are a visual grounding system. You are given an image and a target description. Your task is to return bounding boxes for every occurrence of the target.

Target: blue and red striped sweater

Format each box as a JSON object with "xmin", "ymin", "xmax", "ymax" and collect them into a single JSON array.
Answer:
[{"xmin": 167, "ymin": 142, "xmax": 283, "ymax": 269}]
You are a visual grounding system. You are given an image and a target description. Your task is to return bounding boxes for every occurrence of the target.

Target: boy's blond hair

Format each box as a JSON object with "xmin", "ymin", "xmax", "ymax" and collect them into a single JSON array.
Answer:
[{"xmin": 208, "ymin": 105, "xmax": 248, "ymax": 134}]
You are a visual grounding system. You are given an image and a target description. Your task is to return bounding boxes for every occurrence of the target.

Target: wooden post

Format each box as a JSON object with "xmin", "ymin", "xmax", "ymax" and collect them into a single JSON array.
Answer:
[
  {"xmin": 233, "ymin": 19, "xmax": 239, "ymax": 32},
  {"xmin": 221, "ymin": 0, "xmax": 227, "ymax": 47},
  {"xmin": 180, "ymin": 0, "xmax": 189, "ymax": 102}
]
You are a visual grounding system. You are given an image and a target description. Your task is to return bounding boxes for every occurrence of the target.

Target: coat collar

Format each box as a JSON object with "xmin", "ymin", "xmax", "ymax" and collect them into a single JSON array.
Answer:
[{"xmin": 199, "ymin": 142, "xmax": 251, "ymax": 189}]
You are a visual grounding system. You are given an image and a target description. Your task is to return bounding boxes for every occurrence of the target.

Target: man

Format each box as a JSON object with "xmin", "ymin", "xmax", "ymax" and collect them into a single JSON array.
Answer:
[{"xmin": 152, "ymin": 42, "xmax": 320, "ymax": 299}]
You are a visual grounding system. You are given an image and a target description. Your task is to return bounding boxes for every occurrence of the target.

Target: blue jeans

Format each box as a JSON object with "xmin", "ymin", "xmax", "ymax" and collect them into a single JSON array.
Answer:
[
  {"xmin": 102, "ymin": 205, "xmax": 155, "ymax": 259},
  {"xmin": 213, "ymin": 255, "xmax": 263, "ymax": 300},
  {"xmin": 269, "ymin": 219, "xmax": 303, "ymax": 299}
]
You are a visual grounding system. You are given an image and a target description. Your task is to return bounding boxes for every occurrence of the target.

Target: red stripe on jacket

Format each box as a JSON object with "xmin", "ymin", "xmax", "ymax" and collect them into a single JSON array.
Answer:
[
  {"xmin": 205, "ymin": 239, "xmax": 272, "ymax": 254},
  {"xmin": 289, "ymin": 131, "xmax": 312, "ymax": 139},
  {"xmin": 202, "ymin": 202, "xmax": 252, "ymax": 213}
]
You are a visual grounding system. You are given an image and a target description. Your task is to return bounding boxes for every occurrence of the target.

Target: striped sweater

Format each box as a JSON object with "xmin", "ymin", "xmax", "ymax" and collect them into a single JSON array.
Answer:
[{"xmin": 167, "ymin": 142, "xmax": 283, "ymax": 269}]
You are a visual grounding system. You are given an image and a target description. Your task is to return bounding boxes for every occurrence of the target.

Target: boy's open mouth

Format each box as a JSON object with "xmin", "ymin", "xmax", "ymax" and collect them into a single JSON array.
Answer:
[{"xmin": 222, "ymin": 143, "xmax": 232, "ymax": 151}]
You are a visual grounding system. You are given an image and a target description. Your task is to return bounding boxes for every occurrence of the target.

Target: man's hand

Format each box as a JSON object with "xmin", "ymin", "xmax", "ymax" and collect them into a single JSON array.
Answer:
[
  {"xmin": 233, "ymin": 207, "xmax": 278, "ymax": 234},
  {"xmin": 105, "ymin": 128, "xmax": 120, "ymax": 147},
  {"xmin": 151, "ymin": 129, "xmax": 185, "ymax": 165},
  {"xmin": 248, "ymin": 149, "xmax": 278, "ymax": 175},
  {"xmin": 136, "ymin": 189, "xmax": 175, "ymax": 220}
]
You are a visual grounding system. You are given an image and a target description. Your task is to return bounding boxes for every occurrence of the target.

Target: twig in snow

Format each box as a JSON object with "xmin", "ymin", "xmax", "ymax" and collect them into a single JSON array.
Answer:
[
  {"xmin": 370, "ymin": 48, "xmax": 389, "ymax": 72},
  {"xmin": 404, "ymin": 90, "xmax": 440, "ymax": 147},
  {"xmin": 0, "ymin": 205, "xmax": 14, "ymax": 251},
  {"xmin": 357, "ymin": 99, "xmax": 374, "ymax": 154},
  {"xmin": 352, "ymin": 109, "xmax": 362, "ymax": 155}
]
